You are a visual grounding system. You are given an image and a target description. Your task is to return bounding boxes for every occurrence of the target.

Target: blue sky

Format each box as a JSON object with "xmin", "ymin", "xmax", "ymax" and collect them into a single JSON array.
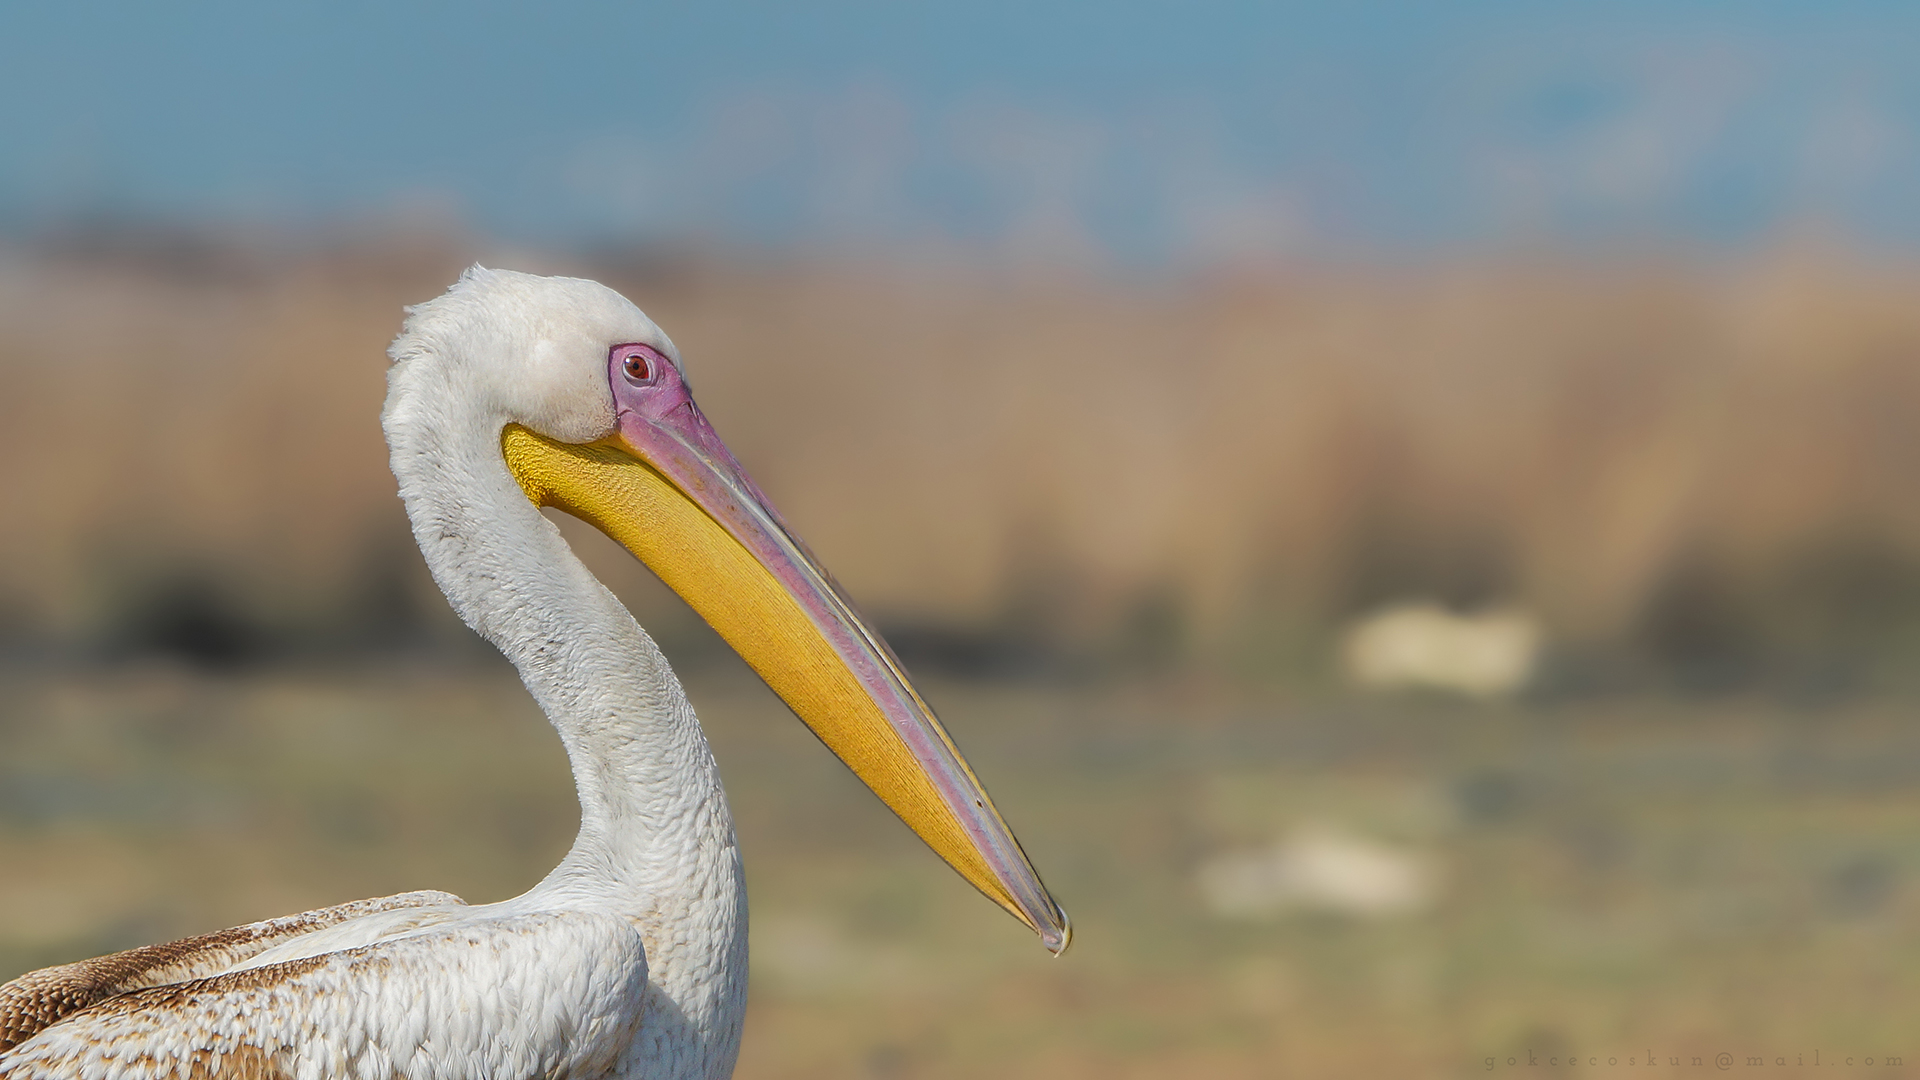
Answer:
[{"xmin": 5, "ymin": 1, "xmax": 1919, "ymax": 260}]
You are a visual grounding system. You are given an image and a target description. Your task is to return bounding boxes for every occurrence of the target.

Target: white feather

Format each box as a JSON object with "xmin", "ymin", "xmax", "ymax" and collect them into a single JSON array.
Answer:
[{"xmin": 0, "ymin": 269, "xmax": 748, "ymax": 1080}]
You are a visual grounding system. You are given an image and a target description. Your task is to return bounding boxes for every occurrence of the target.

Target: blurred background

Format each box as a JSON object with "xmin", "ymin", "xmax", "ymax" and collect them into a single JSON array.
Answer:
[{"xmin": 5, "ymin": 2, "xmax": 1920, "ymax": 1076}]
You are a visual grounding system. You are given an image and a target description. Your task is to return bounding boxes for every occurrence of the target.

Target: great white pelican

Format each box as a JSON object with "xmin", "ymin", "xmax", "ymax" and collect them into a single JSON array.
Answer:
[{"xmin": 0, "ymin": 268, "xmax": 1069, "ymax": 1080}]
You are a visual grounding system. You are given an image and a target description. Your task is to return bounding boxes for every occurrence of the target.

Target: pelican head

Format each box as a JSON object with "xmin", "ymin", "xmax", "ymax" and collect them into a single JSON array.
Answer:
[{"xmin": 385, "ymin": 267, "xmax": 1070, "ymax": 954}]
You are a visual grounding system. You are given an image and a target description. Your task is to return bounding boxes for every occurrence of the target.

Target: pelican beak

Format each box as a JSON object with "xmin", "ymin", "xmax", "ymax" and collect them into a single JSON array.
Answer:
[{"xmin": 499, "ymin": 374, "xmax": 1070, "ymax": 955}]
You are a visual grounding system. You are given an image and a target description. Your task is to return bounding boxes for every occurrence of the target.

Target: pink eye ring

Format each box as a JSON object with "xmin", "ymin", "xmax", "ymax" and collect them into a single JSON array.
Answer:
[{"xmin": 614, "ymin": 344, "xmax": 663, "ymax": 386}]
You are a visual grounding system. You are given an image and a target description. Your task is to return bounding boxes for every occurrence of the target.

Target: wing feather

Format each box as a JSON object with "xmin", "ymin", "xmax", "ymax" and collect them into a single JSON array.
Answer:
[
  {"xmin": 0, "ymin": 892, "xmax": 464, "ymax": 1054},
  {"xmin": 0, "ymin": 911, "xmax": 649, "ymax": 1080}
]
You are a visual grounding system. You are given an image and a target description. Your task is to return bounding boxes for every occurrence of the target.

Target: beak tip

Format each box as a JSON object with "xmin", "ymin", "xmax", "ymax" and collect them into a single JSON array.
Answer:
[{"xmin": 1041, "ymin": 909, "xmax": 1072, "ymax": 956}]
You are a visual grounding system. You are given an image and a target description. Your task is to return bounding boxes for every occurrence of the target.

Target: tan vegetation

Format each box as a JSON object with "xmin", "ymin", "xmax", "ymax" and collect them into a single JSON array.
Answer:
[{"xmin": 1, "ymin": 235, "xmax": 1917, "ymax": 686}]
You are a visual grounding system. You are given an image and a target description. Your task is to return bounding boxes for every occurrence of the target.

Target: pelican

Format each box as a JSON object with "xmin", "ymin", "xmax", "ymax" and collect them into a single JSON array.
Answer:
[{"xmin": 0, "ymin": 268, "xmax": 1069, "ymax": 1080}]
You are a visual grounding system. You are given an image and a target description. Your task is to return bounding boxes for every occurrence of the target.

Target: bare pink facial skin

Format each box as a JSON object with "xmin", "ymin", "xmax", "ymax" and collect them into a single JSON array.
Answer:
[{"xmin": 604, "ymin": 343, "xmax": 1068, "ymax": 954}]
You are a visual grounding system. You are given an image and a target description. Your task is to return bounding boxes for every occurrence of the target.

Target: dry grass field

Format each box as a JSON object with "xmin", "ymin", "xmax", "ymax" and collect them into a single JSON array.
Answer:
[
  {"xmin": 2, "ymin": 235, "xmax": 1920, "ymax": 1076},
  {"xmin": 2, "ymin": 235, "xmax": 1918, "ymax": 681}
]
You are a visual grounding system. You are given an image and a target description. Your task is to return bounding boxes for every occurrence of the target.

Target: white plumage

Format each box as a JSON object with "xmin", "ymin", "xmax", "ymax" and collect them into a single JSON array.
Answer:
[{"xmin": 0, "ymin": 268, "xmax": 1067, "ymax": 1080}]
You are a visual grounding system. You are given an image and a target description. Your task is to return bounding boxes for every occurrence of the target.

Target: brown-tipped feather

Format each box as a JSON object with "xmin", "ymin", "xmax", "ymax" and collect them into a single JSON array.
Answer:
[{"xmin": 0, "ymin": 891, "xmax": 461, "ymax": 1054}]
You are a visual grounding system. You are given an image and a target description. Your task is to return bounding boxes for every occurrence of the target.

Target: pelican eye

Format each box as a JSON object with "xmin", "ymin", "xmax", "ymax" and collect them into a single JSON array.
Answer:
[{"xmin": 624, "ymin": 353, "xmax": 652, "ymax": 381}]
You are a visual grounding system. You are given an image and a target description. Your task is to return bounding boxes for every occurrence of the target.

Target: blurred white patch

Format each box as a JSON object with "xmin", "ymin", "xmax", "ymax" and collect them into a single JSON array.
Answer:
[
  {"xmin": 1341, "ymin": 601, "xmax": 1540, "ymax": 698},
  {"xmin": 1198, "ymin": 825, "xmax": 1438, "ymax": 919}
]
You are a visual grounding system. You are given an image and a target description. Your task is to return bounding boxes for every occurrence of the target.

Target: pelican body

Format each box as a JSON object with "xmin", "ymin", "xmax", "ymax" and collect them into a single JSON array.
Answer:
[{"xmin": 0, "ymin": 269, "xmax": 1067, "ymax": 1080}]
